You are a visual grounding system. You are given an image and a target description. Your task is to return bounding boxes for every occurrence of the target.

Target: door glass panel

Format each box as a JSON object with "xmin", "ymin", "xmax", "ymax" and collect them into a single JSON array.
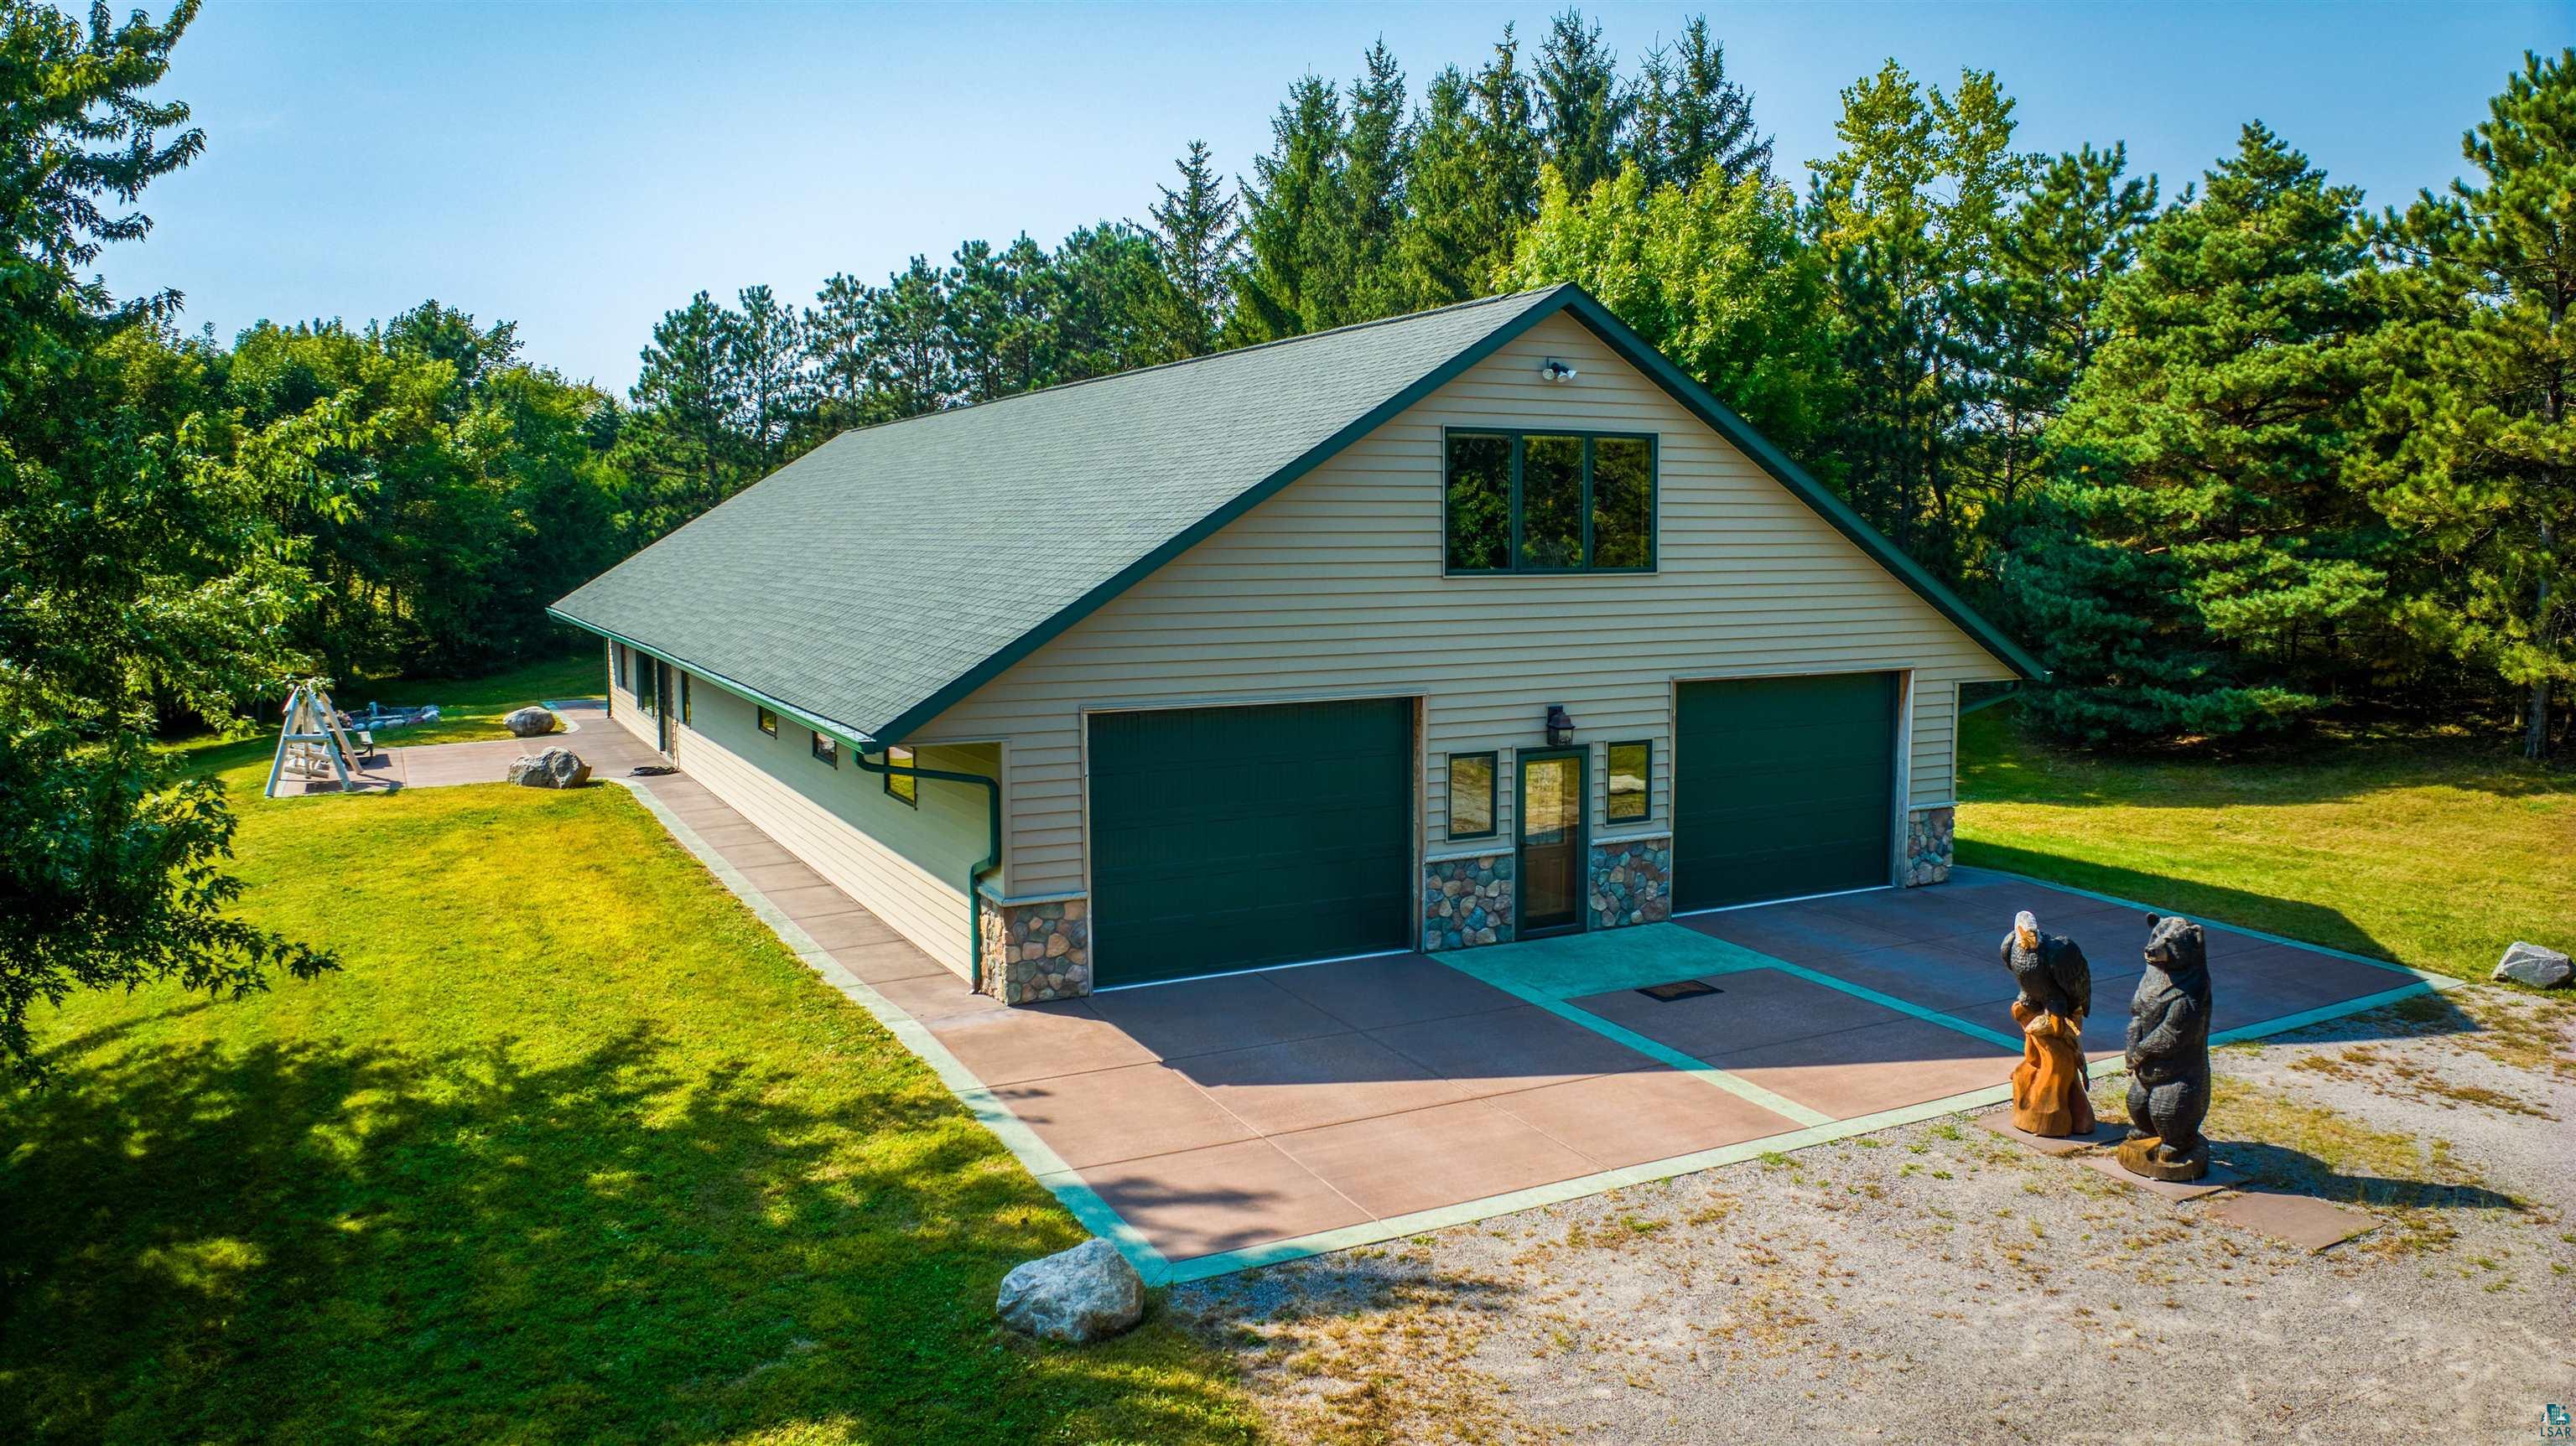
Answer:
[{"xmin": 1520, "ymin": 753, "xmax": 1583, "ymax": 932}]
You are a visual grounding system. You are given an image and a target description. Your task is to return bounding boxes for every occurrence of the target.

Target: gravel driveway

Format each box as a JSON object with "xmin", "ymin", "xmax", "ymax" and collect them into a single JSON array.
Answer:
[{"xmin": 1175, "ymin": 987, "xmax": 2576, "ymax": 1446}]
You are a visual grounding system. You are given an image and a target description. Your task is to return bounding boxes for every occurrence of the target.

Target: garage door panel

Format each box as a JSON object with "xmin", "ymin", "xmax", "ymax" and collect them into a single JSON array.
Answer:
[
  {"xmin": 1091, "ymin": 699, "xmax": 1413, "ymax": 986},
  {"xmin": 1675, "ymin": 673, "xmax": 1896, "ymax": 911}
]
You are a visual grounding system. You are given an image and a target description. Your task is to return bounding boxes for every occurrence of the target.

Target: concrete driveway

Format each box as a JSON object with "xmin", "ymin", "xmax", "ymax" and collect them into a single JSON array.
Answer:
[{"xmin": 529, "ymin": 764, "xmax": 2452, "ymax": 1283}]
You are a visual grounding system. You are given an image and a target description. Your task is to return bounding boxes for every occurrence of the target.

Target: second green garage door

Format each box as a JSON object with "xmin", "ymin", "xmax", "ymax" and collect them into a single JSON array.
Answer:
[
  {"xmin": 1089, "ymin": 698, "xmax": 1414, "ymax": 987},
  {"xmin": 1672, "ymin": 672, "xmax": 1898, "ymax": 912}
]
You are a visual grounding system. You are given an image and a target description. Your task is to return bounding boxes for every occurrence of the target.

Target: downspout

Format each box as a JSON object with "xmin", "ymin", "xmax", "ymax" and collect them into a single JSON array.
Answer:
[{"xmin": 854, "ymin": 746, "xmax": 1005, "ymax": 995}]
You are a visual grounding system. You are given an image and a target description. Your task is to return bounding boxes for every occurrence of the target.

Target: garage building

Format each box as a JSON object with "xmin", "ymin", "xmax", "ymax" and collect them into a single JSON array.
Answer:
[{"xmin": 552, "ymin": 283, "xmax": 2042, "ymax": 1003}]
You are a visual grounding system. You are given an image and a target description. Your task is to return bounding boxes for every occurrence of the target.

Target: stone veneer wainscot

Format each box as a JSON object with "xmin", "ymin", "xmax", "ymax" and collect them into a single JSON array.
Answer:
[
  {"xmin": 980, "ymin": 894, "xmax": 1092, "ymax": 1003},
  {"xmin": 1586, "ymin": 837, "xmax": 1672, "ymax": 930},
  {"xmin": 1903, "ymin": 805, "xmax": 1955, "ymax": 887},
  {"xmin": 1422, "ymin": 853, "xmax": 1514, "ymax": 951}
]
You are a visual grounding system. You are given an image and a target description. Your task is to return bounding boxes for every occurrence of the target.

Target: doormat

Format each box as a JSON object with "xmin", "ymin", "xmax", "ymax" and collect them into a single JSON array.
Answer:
[{"xmin": 1636, "ymin": 979, "xmax": 1721, "ymax": 1002}]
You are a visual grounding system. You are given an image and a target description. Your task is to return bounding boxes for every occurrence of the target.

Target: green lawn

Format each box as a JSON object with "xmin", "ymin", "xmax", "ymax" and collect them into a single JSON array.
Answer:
[
  {"xmin": 1957, "ymin": 703, "xmax": 2576, "ymax": 982},
  {"xmin": 3, "ymin": 739, "xmax": 1254, "ymax": 1443},
  {"xmin": 330, "ymin": 653, "xmax": 609, "ymax": 748}
]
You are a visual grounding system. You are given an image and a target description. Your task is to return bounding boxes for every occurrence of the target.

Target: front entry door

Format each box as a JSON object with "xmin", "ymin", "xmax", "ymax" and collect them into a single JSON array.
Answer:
[{"xmin": 1518, "ymin": 750, "xmax": 1587, "ymax": 938}]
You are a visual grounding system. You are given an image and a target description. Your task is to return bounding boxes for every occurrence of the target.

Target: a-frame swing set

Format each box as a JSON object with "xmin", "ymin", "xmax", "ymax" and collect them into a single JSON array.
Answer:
[{"xmin": 263, "ymin": 678, "xmax": 371, "ymax": 797}]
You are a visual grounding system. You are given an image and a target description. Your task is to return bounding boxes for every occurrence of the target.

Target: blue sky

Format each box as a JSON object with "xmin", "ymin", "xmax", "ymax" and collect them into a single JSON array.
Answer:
[{"xmin": 98, "ymin": 1, "xmax": 2566, "ymax": 391}]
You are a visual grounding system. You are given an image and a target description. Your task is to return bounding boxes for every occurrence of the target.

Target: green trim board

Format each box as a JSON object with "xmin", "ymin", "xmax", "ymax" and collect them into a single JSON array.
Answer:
[{"xmin": 551, "ymin": 283, "xmax": 2040, "ymax": 754}]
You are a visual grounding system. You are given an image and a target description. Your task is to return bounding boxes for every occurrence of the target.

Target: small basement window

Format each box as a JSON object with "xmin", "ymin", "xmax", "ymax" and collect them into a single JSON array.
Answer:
[
  {"xmin": 1447, "ymin": 751, "xmax": 1497, "ymax": 839},
  {"xmin": 886, "ymin": 745, "xmax": 918, "ymax": 806},
  {"xmin": 1445, "ymin": 430, "xmax": 1656, "ymax": 574},
  {"xmin": 756, "ymin": 707, "xmax": 777, "ymax": 736},
  {"xmin": 812, "ymin": 730, "xmax": 838, "ymax": 767},
  {"xmin": 1606, "ymin": 740, "xmax": 1649, "ymax": 823}
]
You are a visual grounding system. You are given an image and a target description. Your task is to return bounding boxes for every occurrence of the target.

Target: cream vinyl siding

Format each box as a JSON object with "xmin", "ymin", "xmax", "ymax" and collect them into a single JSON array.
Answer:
[
  {"xmin": 921, "ymin": 312, "xmax": 2015, "ymax": 895},
  {"xmin": 666, "ymin": 672, "xmax": 996, "ymax": 976}
]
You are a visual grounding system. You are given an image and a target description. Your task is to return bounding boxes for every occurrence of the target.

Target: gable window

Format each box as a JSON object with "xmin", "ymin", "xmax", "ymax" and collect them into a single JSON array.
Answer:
[
  {"xmin": 1606, "ymin": 740, "xmax": 1650, "ymax": 824},
  {"xmin": 1446, "ymin": 751, "xmax": 1497, "ymax": 839},
  {"xmin": 1445, "ymin": 430, "xmax": 1656, "ymax": 574},
  {"xmin": 756, "ymin": 707, "xmax": 777, "ymax": 737},
  {"xmin": 812, "ymin": 730, "xmax": 838, "ymax": 767},
  {"xmin": 886, "ymin": 745, "xmax": 918, "ymax": 806}
]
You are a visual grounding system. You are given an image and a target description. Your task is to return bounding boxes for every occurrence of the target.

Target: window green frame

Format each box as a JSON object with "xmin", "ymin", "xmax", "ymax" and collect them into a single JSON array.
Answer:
[
  {"xmin": 1446, "ymin": 751, "xmax": 1498, "ymax": 840},
  {"xmin": 756, "ymin": 706, "xmax": 777, "ymax": 737},
  {"xmin": 812, "ymin": 729, "xmax": 838, "ymax": 767},
  {"xmin": 886, "ymin": 744, "xmax": 918, "ymax": 806},
  {"xmin": 679, "ymin": 671, "xmax": 692, "ymax": 725},
  {"xmin": 1606, "ymin": 739, "xmax": 1650, "ymax": 823},
  {"xmin": 1444, "ymin": 428, "xmax": 1658, "ymax": 575},
  {"xmin": 636, "ymin": 658, "xmax": 657, "ymax": 715}
]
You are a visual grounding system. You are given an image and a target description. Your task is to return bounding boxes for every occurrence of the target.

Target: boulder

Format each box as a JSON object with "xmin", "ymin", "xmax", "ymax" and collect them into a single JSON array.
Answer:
[
  {"xmin": 503, "ymin": 706, "xmax": 558, "ymax": 739},
  {"xmin": 506, "ymin": 747, "xmax": 590, "ymax": 789},
  {"xmin": 2492, "ymin": 941, "xmax": 2573, "ymax": 988},
  {"xmin": 995, "ymin": 1238, "xmax": 1143, "ymax": 1344}
]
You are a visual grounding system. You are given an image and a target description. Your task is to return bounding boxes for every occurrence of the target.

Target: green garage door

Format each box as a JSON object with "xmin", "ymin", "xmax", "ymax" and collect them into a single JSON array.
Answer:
[
  {"xmin": 1673, "ymin": 672, "xmax": 1897, "ymax": 912},
  {"xmin": 1089, "ymin": 698, "xmax": 1414, "ymax": 987}
]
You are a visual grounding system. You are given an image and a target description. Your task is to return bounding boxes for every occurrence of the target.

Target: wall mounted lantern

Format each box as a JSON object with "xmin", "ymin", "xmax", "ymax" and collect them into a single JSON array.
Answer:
[
  {"xmin": 1545, "ymin": 704, "xmax": 1576, "ymax": 748},
  {"xmin": 1540, "ymin": 357, "xmax": 1580, "ymax": 384}
]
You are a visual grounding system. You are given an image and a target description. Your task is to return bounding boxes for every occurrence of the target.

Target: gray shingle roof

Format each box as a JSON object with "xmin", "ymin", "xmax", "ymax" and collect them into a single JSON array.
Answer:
[
  {"xmin": 550, "ymin": 287, "xmax": 1572, "ymax": 742},
  {"xmin": 551, "ymin": 282, "xmax": 2043, "ymax": 744}
]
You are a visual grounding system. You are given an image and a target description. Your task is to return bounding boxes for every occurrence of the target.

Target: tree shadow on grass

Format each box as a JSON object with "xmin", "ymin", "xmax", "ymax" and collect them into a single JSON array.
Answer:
[
  {"xmin": 1956, "ymin": 841, "xmax": 2406, "ymax": 968},
  {"xmin": 0, "ymin": 1023, "xmax": 1254, "ymax": 1446}
]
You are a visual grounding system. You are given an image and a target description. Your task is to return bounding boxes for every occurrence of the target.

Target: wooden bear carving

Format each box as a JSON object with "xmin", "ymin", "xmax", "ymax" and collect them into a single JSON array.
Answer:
[{"xmin": 2116, "ymin": 914, "xmax": 2214, "ymax": 1181}]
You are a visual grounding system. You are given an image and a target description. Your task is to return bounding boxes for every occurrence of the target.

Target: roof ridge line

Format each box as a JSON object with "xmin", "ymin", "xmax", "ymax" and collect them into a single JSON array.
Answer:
[{"xmin": 816, "ymin": 285, "xmax": 1571, "ymax": 445}]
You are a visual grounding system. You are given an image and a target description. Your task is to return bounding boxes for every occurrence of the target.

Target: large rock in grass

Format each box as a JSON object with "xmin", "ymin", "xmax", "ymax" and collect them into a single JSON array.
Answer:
[
  {"xmin": 996, "ymin": 1238, "xmax": 1143, "ymax": 1343},
  {"xmin": 2492, "ymin": 941, "xmax": 2572, "ymax": 988},
  {"xmin": 504, "ymin": 706, "xmax": 558, "ymax": 738},
  {"xmin": 506, "ymin": 747, "xmax": 590, "ymax": 789}
]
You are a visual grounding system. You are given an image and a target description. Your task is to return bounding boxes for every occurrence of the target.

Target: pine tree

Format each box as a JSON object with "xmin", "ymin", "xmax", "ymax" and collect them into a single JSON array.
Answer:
[
  {"xmin": 2356, "ymin": 49, "xmax": 2575, "ymax": 758},
  {"xmin": 1146, "ymin": 140, "xmax": 1238, "ymax": 356},
  {"xmin": 1228, "ymin": 75, "xmax": 1346, "ymax": 343},
  {"xmin": 1628, "ymin": 16, "xmax": 1771, "ymax": 192},
  {"xmin": 1396, "ymin": 28, "xmax": 1540, "ymax": 307},
  {"xmin": 1534, "ymin": 8, "xmax": 1630, "ymax": 199},
  {"xmin": 622, "ymin": 292, "xmax": 740, "ymax": 536},
  {"xmin": 1336, "ymin": 39, "xmax": 1411, "ymax": 324},
  {"xmin": 1966, "ymin": 143, "xmax": 2158, "ymax": 554},
  {"xmin": 2017, "ymin": 123, "xmax": 2389, "ymax": 743}
]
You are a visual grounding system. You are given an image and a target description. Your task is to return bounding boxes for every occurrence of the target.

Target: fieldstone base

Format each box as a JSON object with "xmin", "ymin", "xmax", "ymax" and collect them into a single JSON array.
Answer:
[
  {"xmin": 1904, "ymin": 806, "xmax": 1955, "ymax": 887},
  {"xmin": 1587, "ymin": 838, "xmax": 1672, "ymax": 930},
  {"xmin": 981, "ymin": 895, "xmax": 1092, "ymax": 1003},
  {"xmin": 1423, "ymin": 854, "xmax": 1514, "ymax": 952}
]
